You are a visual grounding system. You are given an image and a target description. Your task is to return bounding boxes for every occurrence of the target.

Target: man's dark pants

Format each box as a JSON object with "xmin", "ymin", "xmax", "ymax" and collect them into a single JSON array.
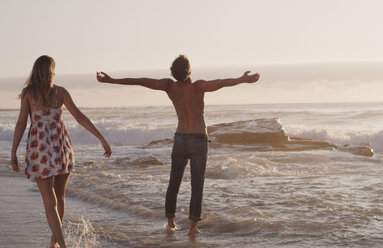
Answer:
[{"xmin": 165, "ymin": 133, "xmax": 208, "ymax": 222}]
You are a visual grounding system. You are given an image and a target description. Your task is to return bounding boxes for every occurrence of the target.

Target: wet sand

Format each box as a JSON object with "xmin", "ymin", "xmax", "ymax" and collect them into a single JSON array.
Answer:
[{"xmin": 0, "ymin": 173, "xmax": 49, "ymax": 247}]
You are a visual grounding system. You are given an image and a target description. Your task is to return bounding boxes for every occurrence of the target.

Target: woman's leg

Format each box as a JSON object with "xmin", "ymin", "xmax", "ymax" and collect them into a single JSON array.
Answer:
[
  {"xmin": 54, "ymin": 173, "xmax": 71, "ymax": 221},
  {"xmin": 35, "ymin": 176, "xmax": 67, "ymax": 248},
  {"xmin": 50, "ymin": 173, "xmax": 71, "ymax": 246}
]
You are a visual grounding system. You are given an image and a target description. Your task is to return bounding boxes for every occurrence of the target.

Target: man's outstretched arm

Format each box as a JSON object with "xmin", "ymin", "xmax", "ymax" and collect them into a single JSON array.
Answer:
[
  {"xmin": 195, "ymin": 71, "xmax": 260, "ymax": 92},
  {"xmin": 96, "ymin": 72, "xmax": 172, "ymax": 91}
]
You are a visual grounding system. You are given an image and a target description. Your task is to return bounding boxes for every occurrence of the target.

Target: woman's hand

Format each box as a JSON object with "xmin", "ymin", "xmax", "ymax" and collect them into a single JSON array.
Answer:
[
  {"xmin": 11, "ymin": 153, "xmax": 20, "ymax": 172},
  {"xmin": 101, "ymin": 139, "xmax": 112, "ymax": 158}
]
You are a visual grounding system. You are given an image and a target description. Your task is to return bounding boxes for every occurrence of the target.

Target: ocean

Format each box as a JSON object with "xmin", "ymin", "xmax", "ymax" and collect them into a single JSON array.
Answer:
[{"xmin": 1, "ymin": 102, "xmax": 383, "ymax": 247}]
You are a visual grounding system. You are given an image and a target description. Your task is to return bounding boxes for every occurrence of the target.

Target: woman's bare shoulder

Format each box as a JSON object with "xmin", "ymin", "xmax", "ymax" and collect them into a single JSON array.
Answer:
[
  {"xmin": 54, "ymin": 84, "xmax": 69, "ymax": 94},
  {"xmin": 20, "ymin": 87, "xmax": 31, "ymax": 100}
]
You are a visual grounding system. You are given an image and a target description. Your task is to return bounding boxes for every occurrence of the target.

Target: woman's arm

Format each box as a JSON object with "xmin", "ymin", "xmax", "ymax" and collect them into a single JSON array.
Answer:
[
  {"xmin": 62, "ymin": 87, "xmax": 112, "ymax": 158},
  {"xmin": 11, "ymin": 92, "xmax": 30, "ymax": 172},
  {"xmin": 96, "ymin": 72, "xmax": 172, "ymax": 91}
]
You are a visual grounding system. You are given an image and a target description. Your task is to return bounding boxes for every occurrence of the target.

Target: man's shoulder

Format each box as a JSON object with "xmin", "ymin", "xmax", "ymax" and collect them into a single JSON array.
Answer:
[
  {"xmin": 191, "ymin": 80, "xmax": 208, "ymax": 92},
  {"xmin": 160, "ymin": 78, "xmax": 175, "ymax": 88},
  {"xmin": 193, "ymin": 80, "xmax": 208, "ymax": 87},
  {"xmin": 168, "ymin": 80, "xmax": 204, "ymax": 92},
  {"xmin": 160, "ymin": 78, "xmax": 174, "ymax": 83}
]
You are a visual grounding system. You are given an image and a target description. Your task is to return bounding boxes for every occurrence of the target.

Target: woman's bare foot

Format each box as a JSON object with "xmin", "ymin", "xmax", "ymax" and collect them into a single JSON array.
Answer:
[{"xmin": 50, "ymin": 235, "xmax": 60, "ymax": 248}]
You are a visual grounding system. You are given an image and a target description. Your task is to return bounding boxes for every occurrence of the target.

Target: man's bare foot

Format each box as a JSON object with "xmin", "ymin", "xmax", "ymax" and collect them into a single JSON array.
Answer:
[
  {"xmin": 165, "ymin": 218, "xmax": 178, "ymax": 232},
  {"xmin": 165, "ymin": 223, "xmax": 178, "ymax": 232},
  {"xmin": 188, "ymin": 220, "xmax": 202, "ymax": 235},
  {"xmin": 188, "ymin": 227, "xmax": 202, "ymax": 235},
  {"xmin": 168, "ymin": 218, "xmax": 177, "ymax": 228}
]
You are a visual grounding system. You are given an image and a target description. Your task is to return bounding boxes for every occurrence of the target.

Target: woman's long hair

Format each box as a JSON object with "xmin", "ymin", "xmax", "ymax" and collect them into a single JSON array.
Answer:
[{"xmin": 21, "ymin": 55, "xmax": 56, "ymax": 106}]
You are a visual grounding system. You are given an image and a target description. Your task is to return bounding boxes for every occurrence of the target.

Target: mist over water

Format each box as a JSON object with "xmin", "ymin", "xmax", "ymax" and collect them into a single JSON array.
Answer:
[
  {"xmin": 1, "ymin": 61, "xmax": 383, "ymax": 108},
  {"xmin": 1, "ymin": 102, "xmax": 383, "ymax": 247}
]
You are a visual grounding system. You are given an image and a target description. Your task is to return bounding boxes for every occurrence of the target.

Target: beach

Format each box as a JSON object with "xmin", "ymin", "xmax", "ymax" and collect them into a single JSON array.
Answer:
[
  {"xmin": 1, "ymin": 103, "xmax": 383, "ymax": 247},
  {"xmin": 1, "ymin": 0, "xmax": 383, "ymax": 246},
  {"xmin": 0, "ymin": 173, "xmax": 105, "ymax": 247},
  {"xmin": 0, "ymin": 173, "xmax": 48, "ymax": 247}
]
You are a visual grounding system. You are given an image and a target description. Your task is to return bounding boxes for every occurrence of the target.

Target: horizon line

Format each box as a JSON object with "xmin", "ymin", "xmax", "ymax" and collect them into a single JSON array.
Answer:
[{"xmin": 2, "ymin": 100, "xmax": 383, "ymax": 111}]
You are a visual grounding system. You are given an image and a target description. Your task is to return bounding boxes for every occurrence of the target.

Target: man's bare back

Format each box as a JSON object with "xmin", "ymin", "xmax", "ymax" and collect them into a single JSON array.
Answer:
[{"xmin": 166, "ymin": 79, "xmax": 206, "ymax": 134}]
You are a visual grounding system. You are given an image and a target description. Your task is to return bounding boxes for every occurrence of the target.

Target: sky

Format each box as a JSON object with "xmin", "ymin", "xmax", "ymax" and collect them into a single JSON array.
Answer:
[{"xmin": 1, "ymin": 0, "xmax": 383, "ymax": 107}]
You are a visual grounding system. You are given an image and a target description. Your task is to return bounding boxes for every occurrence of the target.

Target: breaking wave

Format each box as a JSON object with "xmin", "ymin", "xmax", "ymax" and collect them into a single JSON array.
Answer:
[{"xmin": 1, "ymin": 117, "xmax": 378, "ymax": 156}]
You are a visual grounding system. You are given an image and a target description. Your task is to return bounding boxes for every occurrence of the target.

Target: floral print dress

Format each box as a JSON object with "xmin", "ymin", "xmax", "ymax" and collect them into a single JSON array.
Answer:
[{"xmin": 25, "ymin": 100, "xmax": 75, "ymax": 179}]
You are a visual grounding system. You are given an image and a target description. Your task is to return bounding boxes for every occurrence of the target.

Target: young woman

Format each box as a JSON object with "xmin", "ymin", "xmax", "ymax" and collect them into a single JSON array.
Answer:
[{"xmin": 10, "ymin": 55, "xmax": 111, "ymax": 248}]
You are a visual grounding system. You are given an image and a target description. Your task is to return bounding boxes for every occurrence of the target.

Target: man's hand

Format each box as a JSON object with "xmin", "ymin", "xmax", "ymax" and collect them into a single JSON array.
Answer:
[
  {"xmin": 241, "ymin": 71, "xmax": 260, "ymax": 83},
  {"xmin": 96, "ymin": 72, "xmax": 112, "ymax": 83}
]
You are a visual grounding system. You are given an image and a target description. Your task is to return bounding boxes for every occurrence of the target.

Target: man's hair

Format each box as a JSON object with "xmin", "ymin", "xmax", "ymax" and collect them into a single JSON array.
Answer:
[{"xmin": 170, "ymin": 55, "xmax": 191, "ymax": 82}]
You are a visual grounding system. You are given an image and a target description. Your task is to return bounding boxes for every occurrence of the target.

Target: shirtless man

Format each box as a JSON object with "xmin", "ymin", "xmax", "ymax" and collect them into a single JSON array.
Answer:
[{"xmin": 97, "ymin": 55, "xmax": 260, "ymax": 234}]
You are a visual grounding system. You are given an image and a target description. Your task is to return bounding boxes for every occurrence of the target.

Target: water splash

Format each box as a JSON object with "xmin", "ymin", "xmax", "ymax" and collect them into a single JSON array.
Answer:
[{"xmin": 64, "ymin": 216, "xmax": 100, "ymax": 248}]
